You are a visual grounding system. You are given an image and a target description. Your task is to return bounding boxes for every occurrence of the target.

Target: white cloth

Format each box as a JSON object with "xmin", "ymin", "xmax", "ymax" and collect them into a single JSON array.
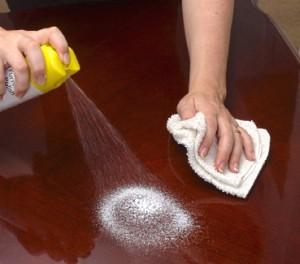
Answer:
[{"xmin": 166, "ymin": 113, "xmax": 270, "ymax": 198}]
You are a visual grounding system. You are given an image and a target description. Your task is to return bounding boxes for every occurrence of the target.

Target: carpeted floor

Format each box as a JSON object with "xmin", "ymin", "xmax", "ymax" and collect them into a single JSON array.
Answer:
[
  {"xmin": 257, "ymin": 0, "xmax": 300, "ymax": 55},
  {"xmin": 0, "ymin": 0, "xmax": 9, "ymax": 12}
]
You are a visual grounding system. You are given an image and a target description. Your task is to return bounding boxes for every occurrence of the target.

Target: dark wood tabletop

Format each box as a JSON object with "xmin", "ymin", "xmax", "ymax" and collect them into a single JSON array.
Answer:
[{"xmin": 0, "ymin": 0, "xmax": 299, "ymax": 263}]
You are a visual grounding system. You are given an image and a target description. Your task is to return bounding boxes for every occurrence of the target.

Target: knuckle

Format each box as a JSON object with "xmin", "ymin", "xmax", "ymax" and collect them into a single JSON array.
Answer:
[
  {"xmin": 235, "ymin": 141, "xmax": 243, "ymax": 151},
  {"xmin": 203, "ymin": 134, "xmax": 214, "ymax": 146},
  {"xmin": 15, "ymin": 30, "xmax": 26, "ymax": 38},
  {"xmin": 207, "ymin": 118, "xmax": 218, "ymax": 130},
  {"xmin": 217, "ymin": 153, "xmax": 229, "ymax": 163},
  {"xmin": 211, "ymin": 122, "xmax": 218, "ymax": 132},
  {"xmin": 17, "ymin": 33, "xmax": 30, "ymax": 42},
  {"xmin": 233, "ymin": 145, "xmax": 242, "ymax": 156},
  {"xmin": 244, "ymin": 142, "xmax": 253, "ymax": 153},
  {"xmin": 205, "ymin": 124, "xmax": 213, "ymax": 134},
  {"xmin": 234, "ymin": 132, "xmax": 242, "ymax": 143},
  {"xmin": 230, "ymin": 159, "xmax": 239, "ymax": 167},
  {"xmin": 0, "ymin": 81, "xmax": 4, "ymax": 88},
  {"xmin": 223, "ymin": 154, "xmax": 230, "ymax": 163},
  {"xmin": 240, "ymin": 127, "xmax": 250, "ymax": 138},
  {"xmin": 14, "ymin": 63, "xmax": 28, "ymax": 74},
  {"xmin": 26, "ymin": 40, "xmax": 39, "ymax": 50},
  {"xmin": 244, "ymin": 135, "xmax": 253, "ymax": 146},
  {"xmin": 222, "ymin": 142, "xmax": 233, "ymax": 156},
  {"xmin": 50, "ymin": 26, "xmax": 60, "ymax": 34},
  {"xmin": 219, "ymin": 131, "xmax": 232, "ymax": 142}
]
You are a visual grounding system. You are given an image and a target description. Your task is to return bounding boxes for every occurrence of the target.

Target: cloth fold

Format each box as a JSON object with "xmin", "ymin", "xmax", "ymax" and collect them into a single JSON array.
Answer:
[{"xmin": 166, "ymin": 112, "xmax": 270, "ymax": 198}]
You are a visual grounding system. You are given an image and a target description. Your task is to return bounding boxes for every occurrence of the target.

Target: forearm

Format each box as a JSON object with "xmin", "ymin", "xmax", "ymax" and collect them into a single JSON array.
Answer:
[{"xmin": 182, "ymin": 0, "xmax": 234, "ymax": 100}]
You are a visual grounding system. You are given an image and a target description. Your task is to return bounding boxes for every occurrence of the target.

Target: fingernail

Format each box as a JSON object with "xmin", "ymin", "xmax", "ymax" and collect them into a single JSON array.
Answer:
[
  {"xmin": 16, "ymin": 91, "xmax": 26, "ymax": 98},
  {"xmin": 217, "ymin": 161, "xmax": 225, "ymax": 173},
  {"xmin": 200, "ymin": 147, "xmax": 208, "ymax": 158},
  {"xmin": 36, "ymin": 74, "xmax": 45, "ymax": 85},
  {"xmin": 233, "ymin": 163, "xmax": 239, "ymax": 173},
  {"xmin": 63, "ymin": 53, "xmax": 70, "ymax": 65}
]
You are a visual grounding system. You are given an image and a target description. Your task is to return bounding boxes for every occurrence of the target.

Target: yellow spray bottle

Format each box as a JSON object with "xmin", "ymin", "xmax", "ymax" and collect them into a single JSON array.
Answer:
[{"xmin": 2, "ymin": 44, "xmax": 80, "ymax": 112}]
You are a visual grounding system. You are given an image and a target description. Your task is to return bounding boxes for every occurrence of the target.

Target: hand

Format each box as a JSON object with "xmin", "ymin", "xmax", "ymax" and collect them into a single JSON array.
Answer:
[
  {"xmin": 0, "ymin": 26, "xmax": 69, "ymax": 98},
  {"xmin": 177, "ymin": 90, "xmax": 255, "ymax": 173}
]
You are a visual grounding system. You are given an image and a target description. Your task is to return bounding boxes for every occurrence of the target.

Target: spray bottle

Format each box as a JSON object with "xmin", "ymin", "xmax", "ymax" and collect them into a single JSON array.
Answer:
[{"xmin": 1, "ymin": 44, "xmax": 80, "ymax": 112}]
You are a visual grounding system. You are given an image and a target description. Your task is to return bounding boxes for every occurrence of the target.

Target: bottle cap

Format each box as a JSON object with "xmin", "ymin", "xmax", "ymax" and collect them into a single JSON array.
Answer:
[{"xmin": 32, "ymin": 44, "xmax": 80, "ymax": 93}]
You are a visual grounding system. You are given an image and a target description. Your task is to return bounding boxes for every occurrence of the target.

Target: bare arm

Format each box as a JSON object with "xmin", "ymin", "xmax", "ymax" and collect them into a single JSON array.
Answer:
[
  {"xmin": 183, "ymin": 0, "xmax": 233, "ymax": 99},
  {"xmin": 177, "ymin": 0, "xmax": 255, "ymax": 173}
]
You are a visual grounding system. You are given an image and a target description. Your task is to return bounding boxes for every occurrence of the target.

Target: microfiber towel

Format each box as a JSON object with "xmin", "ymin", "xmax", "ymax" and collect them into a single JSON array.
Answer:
[{"xmin": 166, "ymin": 112, "xmax": 270, "ymax": 198}]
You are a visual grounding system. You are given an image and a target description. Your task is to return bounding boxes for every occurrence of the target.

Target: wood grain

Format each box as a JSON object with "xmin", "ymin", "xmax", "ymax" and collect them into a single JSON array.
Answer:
[{"xmin": 0, "ymin": 0, "xmax": 299, "ymax": 263}]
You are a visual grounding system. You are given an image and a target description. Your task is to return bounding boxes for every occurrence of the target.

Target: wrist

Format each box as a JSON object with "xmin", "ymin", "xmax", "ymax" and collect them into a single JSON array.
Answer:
[{"xmin": 188, "ymin": 78, "xmax": 227, "ymax": 102}]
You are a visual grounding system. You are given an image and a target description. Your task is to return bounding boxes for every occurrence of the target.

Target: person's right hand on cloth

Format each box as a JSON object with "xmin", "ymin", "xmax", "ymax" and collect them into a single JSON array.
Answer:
[
  {"xmin": 177, "ymin": 85, "xmax": 255, "ymax": 174},
  {"xmin": 180, "ymin": 0, "xmax": 255, "ymax": 173}
]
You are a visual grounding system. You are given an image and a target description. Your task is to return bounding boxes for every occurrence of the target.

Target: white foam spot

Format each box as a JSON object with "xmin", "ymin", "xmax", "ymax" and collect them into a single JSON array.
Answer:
[{"xmin": 98, "ymin": 186, "xmax": 194, "ymax": 251}]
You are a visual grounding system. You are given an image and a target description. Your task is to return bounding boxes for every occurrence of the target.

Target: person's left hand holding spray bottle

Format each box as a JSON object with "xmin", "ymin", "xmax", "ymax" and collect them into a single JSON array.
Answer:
[{"xmin": 0, "ymin": 26, "xmax": 70, "ymax": 99}]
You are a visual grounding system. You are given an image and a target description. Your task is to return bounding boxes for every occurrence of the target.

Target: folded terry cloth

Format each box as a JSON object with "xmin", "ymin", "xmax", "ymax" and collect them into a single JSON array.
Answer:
[{"xmin": 166, "ymin": 112, "xmax": 270, "ymax": 198}]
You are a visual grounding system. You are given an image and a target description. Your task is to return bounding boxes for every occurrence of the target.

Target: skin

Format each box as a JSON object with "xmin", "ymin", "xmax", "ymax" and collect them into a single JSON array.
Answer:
[
  {"xmin": 178, "ymin": 0, "xmax": 255, "ymax": 173},
  {"xmin": 0, "ymin": 1, "xmax": 254, "ymax": 173},
  {"xmin": 0, "ymin": 26, "xmax": 69, "ymax": 98}
]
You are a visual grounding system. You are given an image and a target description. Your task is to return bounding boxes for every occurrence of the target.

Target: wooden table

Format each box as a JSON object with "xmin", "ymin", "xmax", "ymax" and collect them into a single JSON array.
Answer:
[{"xmin": 0, "ymin": 0, "xmax": 299, "ymax": 263}]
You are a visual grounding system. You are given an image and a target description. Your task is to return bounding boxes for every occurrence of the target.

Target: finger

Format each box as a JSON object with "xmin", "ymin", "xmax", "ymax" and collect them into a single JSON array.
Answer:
[
  {"xmin": 5, "ymin": 51, "xmax": 30, "ymax": 97},
  {"xmin": 0, "ymin": 59, "xmax": 5, "ymax": 99},
  {"xmin": 239, "ymin": 127, "xmax": 255, "ymax": 161},
  {"xmin": 177, "ymin": 101, "xmax": 196, "ymax": 120},
  {"xmin": 18, "ymin": 38, "xmax": 45, "ymax": 86},
  {"xmin": 229, "ymin": 129, "xmax": 243, "ymax": 173},
  {"xmin": 215, "ymin": 118, "xmax": 234, "ymax": 173},
  {"xmin": 32, "ymin": 27, "xmax": 69, "ymax": 64},
  {"xmin": 199, "ymin": 115, "xmax": 217, "ymax": 158}
]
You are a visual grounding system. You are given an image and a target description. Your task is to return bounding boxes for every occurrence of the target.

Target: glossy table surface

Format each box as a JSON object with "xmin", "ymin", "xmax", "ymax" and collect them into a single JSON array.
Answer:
[{"xmin": 0, "ymin": 0, "xmax": 300, "ymax": 263}]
